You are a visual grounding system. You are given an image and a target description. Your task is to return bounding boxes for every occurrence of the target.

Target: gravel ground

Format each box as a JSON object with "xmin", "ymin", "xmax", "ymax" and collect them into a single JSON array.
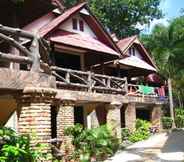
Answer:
[{"xmin": 105, "ymin": 130, "xmax": 184, "ymax": 162}]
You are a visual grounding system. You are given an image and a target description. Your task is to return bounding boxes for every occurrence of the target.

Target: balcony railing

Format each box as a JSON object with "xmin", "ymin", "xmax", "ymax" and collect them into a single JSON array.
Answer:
[
  {"xmin": 0, "ymin": 25, "xmax": 167, "ymax": 100},
  {"xmin": 51, "ymin": 66, "xmax": 167, "ymax": 100},
  {"xmin": 0, "ymin": 24, "xmax": 50, "ymax": 72},
  {"xmin": 127, "ymin": 84, "xmax": 167, "ymax": 101},
  {"xmin": 51, "ymin": 66, "xmax": 128, "ymax": 94}
]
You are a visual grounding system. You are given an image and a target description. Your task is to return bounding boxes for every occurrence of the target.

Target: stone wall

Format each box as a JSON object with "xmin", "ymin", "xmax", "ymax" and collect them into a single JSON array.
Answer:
[{"xmin": 17, "ymin": 87, "xmax": 56, "ymax": 153}]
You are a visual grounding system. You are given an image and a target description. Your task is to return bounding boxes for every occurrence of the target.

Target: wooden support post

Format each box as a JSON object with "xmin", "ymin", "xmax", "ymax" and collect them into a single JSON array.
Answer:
[
  {"xmin": 168, "ymin": 78, "xmax": 176, "ymax": 128},
  {"xmin": 29, "ymin": 36, "xmax": 41, "ymax": 72}
]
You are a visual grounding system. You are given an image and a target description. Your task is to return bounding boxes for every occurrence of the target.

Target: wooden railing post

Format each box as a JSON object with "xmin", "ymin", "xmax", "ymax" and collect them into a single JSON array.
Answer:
[
  {"xmin": 52, "ymin": 66, "xmax": 128, "ymax": 94},
  {"xmin": 66, "ymin": 71, "xmax": 70, "ymax": 83},
  {"xmin": 88, "ymin": 71, "xmax": 92, "ymax": 92},
  {"xmin": 29, "ymin": 36, "xmax": 40, "ymax": 72},
  {"xmin": 107, "ymin": 77, "xmax": 111, "ymax": 88},
  {"xmin": 125, "ymin": 77, "xmax": 128, "ymax": 94}
]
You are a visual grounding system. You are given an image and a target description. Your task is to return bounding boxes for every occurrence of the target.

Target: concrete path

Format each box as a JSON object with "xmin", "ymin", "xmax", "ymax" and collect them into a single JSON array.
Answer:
[{"xmin": 106, "ymin": 130, "xmax": 184, "ymax": 162}]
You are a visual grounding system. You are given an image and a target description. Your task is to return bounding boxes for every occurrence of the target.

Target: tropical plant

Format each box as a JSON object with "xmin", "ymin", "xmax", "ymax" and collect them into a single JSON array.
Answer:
[
  {"xmin": 175, "ymin": 108, "xmax": 184, "ymax": 128},
  {"xmin": 128, "ymin": 119, "xmax": 151, "ymax": 143},
  {"xmin": 0, "ymin": 127, "xmax": 53, "ymax": 162},
  {"xmin": 64, "ymin": 124, "xmax": 119, "ymax": 161},
  {"xmin": 162, "ymin": 117, "xmax": 173, "ymax": 129},
  {"xmin": 141, "ymin": 16, "xmax": 184, "ymax": 121}
]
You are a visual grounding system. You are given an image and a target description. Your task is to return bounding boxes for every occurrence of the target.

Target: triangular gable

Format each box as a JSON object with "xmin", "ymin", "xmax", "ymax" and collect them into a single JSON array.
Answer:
[
  {"xmin": 39, "ymin": 2, "xmax": 121, "ymax": 55},
  {"xmin": 39, "ymin": 2, "xmax": 86, "ymax": 37},
  {"xmin": 58, "ymin": 13, "xmax": 97, "ymax": 38},
  {"xmin": 117, "ymin": 35, "xmax": 157, "ymax": 69}
]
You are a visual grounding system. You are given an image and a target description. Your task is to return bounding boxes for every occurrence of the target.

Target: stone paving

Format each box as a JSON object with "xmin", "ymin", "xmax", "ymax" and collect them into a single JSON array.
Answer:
[{"xmin": 106, "ymin": 130, "xmax": 184, "ymax": 162}]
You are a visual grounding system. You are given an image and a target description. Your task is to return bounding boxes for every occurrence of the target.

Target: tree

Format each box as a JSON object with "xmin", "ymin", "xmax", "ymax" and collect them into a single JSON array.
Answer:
[
  {"xmin": 64, "ymin": 0, "xmax": 163, "ymax": 38},
  {"xmin": 141, "ymin": 16, "xmax": 184, "ymax": 126}
]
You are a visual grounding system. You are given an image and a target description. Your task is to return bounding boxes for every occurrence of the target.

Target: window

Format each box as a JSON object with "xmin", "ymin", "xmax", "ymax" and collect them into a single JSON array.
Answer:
[
  {"xmin": 129, "ymin": 48, "xmax": 132, "ymax": 55},
  {"xmin": 72, "ymin": 18, "xmax": 78, "ymax": 30},
  {"xmin": 79, "ymin": 20, "xmax": 84, "ymax": 31},
  {"xmin": 129, "ymin": 47, "xmax": 135, "ymax": 56},
  {"xmin": 132, "ymin": 48, "xmax": 135, "ymax": 56}
]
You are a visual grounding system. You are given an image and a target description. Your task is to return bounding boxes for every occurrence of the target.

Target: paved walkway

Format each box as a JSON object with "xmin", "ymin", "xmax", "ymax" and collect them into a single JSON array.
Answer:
[{"xmin": 106, "ymin": 130, "xmax": 184, "ymax": 162}]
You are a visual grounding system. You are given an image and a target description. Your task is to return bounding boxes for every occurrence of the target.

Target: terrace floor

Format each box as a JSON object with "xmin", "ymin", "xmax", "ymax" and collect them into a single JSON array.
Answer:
[{"xmin": 106, "ymin": 130, "xmax": 184, "ymax": 162}]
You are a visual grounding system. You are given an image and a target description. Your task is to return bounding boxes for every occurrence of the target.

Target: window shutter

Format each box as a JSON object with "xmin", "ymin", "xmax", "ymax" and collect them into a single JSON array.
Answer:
[
  {"xmin": 79, "ymin": 20, "xmax": 84, "ymax": 31},
  {"xmin": 72, "ymin": 18, "xmax": 78, "ymax": 30}
]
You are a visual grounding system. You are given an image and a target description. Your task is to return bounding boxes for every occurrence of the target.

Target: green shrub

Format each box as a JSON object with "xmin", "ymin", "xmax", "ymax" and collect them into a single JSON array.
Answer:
[
  {"xmin": 121, "ymin": 128, "xmax": 130, "ymax": 141},
  {"xmin": 64, "ymin": 124, "xmax": 119, "ymax": 161},
  {"xmin": 0, "ymin": 127, "xmax": 53, "ymax": 162},
  {"xmin": 135, "ymin": 119, "xmax": 151, "ymax": 131},
  {"xmin": 162, "ymin": 117, "xmax": 173, "ymax": 129},
  {"xmin": 175, "ymin": 108, "xmax": 184, "ymax": 128},
  {"xmin": 128, "ymin": 119, "xmax": 151, "ymax": 143}
]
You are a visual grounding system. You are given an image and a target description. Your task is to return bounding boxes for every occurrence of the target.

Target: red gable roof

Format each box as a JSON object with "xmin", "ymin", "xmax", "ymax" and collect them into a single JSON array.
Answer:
[
  {"xmin": 23, "ymin": 12, "xmax": 56, "ymax": 33},
  {"xmin": 117, "ymin": 35, "xmax": 137, "ymax": 53},
  {"xmin": 38, "ymin": 2, "xmax": 121, "ymax": 55},
  {"xmin": 50, "ymin": 31, "xmax": 119, "ymax": 56},
  {"xmin": 39, "ymin": 2, "xmax": 87, "ymax": 37},
  {"xmin": 117, "ymin": 35, "xmax": 157, "ymax": 69},
  {"xmin": 22, "ymin": 2, "xmax": 121, "ymax": 57}
]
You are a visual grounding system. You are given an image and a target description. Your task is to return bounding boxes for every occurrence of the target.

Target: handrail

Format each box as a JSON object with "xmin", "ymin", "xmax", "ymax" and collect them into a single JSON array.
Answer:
[
  {"xmin": 51, "ymin": 66, "xmax": 127, "ymax": 94},
  {"xmin": 127, "ymin": 84, "xmax": 167, "ymax": 98},
  {"xmin": 0, "ymin": 25, "xmax": 51, "ymax": 73}
]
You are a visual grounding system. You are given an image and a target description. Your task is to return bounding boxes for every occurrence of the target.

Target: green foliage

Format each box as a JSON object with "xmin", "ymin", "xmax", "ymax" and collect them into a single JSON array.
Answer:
[
  {"xmin": 162, "ymin": 117, "xmax": 173, "ymax": 129},
  {"xmin": 135, "ymin": 119, "xmax": 150, "ymax": 130},
  {"xmin": 141, "ymin": 16, "xmax": 184, "ymax": 107},
  {"xmin": 64, "ymin": 0, "xmax": 163, "ymax": 37},
  {"xmin": 121, "ymin": 128, "xmax": 130, "ymax": 141},
  {"xmin": 64, "ymin": 124, "xmax": 119, "ymax": 161},
  {"xmin": 128, "ymin": 119, "xmax": 151, "ymax": 143},
  {"xmin": 0, "ymin": 127, "xmax": 53, "ymax": 162},
  {"xmin": 175, "ymin": 108, "xmax": 184, "ymax": 128}
]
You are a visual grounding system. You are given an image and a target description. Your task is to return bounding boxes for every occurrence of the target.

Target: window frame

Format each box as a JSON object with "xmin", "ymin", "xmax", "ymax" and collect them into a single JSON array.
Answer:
[{"xmin": 72, "ymin": 18, "xmax": 78, "ymax": 30}]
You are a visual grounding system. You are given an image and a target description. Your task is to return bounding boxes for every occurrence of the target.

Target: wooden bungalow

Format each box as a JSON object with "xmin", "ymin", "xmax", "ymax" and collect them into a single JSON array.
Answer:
[{"xmin": 0, "ymin": 1, "xmax": 167, "ymax": 155}]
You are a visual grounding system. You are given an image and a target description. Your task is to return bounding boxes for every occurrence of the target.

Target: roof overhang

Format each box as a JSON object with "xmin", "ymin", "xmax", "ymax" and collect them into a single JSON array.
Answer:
[
  {"xmin": 117, "ymin": 35, "xmax": 158, "ymax": 69},
  {"xmin": 50, "ymin": 33, "xmax": 119, "ymax": 57},
  {"xmin": 118, "ymin": 56, "xmax": 157, "ymax": 72}
]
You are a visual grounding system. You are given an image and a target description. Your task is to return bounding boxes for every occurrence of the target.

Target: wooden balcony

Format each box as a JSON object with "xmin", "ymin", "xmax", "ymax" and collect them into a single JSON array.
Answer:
[
  {"xmin": 0, "ymin": 25, "xmax": 167, "ymax": 105},
  {"xmin": 51, "ymin": 66, "xmax": 128, "ymax": 94}
]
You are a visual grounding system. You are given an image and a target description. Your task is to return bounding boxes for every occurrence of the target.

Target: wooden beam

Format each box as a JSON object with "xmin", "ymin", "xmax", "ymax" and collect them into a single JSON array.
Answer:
[
  {"xmin": 90, "ymin": 60, "xmax": 116, "ymax": 69},
  {"xmin": 56, "ymin": 89, "xmax": 166, "ymax": 105},
  {"xmin": 0, "ymin": 68, "xmax": 56, "ymax": 90},
  {"xmin": 0, "ymin": 24, "xmax": 35, "ymax": 39},
  {"xmin": 0, "ymin": 33, "xmax": 32, "ymax": 58},
  {"xmin": 0, "ymin": 52, "xmax": 32, "ymax": 64}
]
